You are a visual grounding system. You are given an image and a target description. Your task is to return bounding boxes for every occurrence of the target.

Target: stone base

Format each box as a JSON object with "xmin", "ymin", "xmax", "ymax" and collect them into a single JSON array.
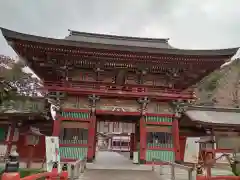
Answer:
[{"xmin": 87, "ymin": 158, "xmax": 93, "ymax": 163}]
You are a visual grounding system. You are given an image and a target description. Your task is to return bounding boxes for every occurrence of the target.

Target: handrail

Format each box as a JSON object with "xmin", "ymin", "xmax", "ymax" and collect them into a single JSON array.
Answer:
[
  {"xmin": 1, "ymin": 151, "xmax": 68, "ymax": 180},
  {"xmin": 1, "ymin": 165, "xmax": 67, "ymax": 180},
  {"xmin": 69, "ymin": 157, "xmax": 87, "ymax": 180},
  {"xmin": 152, "ymin": 158, "xmax": 194, "ymax": 180},
  {"xmin": 20, "ymin": 172, "xmax": 58, "ymax": 180}
]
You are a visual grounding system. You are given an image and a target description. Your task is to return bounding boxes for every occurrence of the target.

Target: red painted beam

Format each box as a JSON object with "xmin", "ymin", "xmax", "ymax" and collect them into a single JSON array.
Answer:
[
  {"xmin": 96, "ymin": 110, "xmax": 141, "ymax": 116},
  {"xmin": 146, "ymin": 122, "xmax": 172, "ymax": 126},
  {"xmin": 60, "ymin": 144, "xmax": 88, "ymax": 147},
  {"xmin": 147, "ymin": 147, "xmax": 174, "ymax": 151},
  {"xmin": 59, "ymin": 117, "xmax": 91, "ymax": 122},
  {"xmin": 43, "ymin": 86, "xmax": 194, "ymax": 100},
  {"xmin": 145, "ymin": 113, "xmax": 174, "ymax": 117},
  {"xmin": 44, "ymin": 80, "xmax": 193, "ymax": 94},
  {"xmin": 63, "ymin": 109, "xmax": 89, "ymax": 113}
]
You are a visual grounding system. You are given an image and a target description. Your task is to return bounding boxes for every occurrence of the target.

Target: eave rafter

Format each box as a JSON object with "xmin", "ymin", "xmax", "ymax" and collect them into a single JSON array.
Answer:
[
  {"xmin": 13, "ymin": 40, "xmax": 230, "ymax": 64},
  {"xmin": 6, "ymin": 36, "xmax": 235, "ymax": 89}
]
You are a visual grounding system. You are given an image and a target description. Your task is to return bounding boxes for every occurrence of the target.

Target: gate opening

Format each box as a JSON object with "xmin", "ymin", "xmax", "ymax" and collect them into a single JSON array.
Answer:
[{"xmin": 94, "ymin": 115, "xmax": 140, "ymax": 164}]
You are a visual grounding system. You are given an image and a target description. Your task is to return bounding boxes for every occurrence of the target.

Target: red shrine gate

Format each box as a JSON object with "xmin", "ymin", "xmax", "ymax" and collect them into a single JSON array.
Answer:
[{"xmin": 1, "ymin": 27, "xmax": 237, "ymax": 164}]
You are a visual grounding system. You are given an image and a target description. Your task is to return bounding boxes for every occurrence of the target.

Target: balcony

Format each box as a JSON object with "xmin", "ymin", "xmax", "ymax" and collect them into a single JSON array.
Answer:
[{"xmin": 43, "ymin": 81, "xmax": 195, "ymax": 100}]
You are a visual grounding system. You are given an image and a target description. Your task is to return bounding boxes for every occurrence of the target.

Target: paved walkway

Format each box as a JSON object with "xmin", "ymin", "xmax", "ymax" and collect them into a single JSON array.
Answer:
[
  {"xmin": 87, "ymin": 151, "xmax": 151, "ymax": 170},
  {"xmin": 81, "ymin": 169, "xmax": 160, "ymax": 180},
  {"xmin": 82, "ymin": 151, "xmax": 158, "ymax": 180},
  {"xmin": 82, "ymin": 151, "xmax": 234, "ymax": 180}
]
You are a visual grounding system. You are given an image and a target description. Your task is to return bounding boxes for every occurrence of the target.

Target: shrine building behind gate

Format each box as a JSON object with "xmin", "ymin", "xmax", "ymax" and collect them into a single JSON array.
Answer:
[{"xmin": 1, "ymin": 27, "xmax": 238, "ymax": 163}]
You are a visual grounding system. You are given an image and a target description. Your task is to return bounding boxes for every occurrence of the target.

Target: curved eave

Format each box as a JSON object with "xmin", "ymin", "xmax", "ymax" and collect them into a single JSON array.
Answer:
[{"xmin": 1, "ymin": 27, "xmax": 239, "ymax": 57}]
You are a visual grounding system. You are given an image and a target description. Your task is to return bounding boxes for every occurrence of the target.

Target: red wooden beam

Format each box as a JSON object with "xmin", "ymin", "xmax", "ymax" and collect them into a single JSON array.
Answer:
[
  {"xmin": 146, "ymin": 122, "xmax": 172, "ymax": 126},
  {"xmin": 145, "ymin": 113, "xmax": 174, "ymax": 117},
  {"xmin": 60, "ymin": 144, "xmax": 88, "ymax": 147},
  {"xmin": 147, "ymin": 147, "xmax": 174, "ymax": 151},
  {"xmin": 43, "ymin": 86, "xmax": 194, "ymax": 100},
  {"xmin": 59, "ymin": 117, "xmax": 91, "ymax": 122}
]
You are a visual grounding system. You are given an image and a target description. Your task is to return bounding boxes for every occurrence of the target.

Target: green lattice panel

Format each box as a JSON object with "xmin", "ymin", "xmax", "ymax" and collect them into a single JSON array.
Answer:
[
  {"xmin": 147, "ymin": 142, "xmax": 173, "ymax": 148},
  {"xmin": 61, "ymin": 112, "xmax": 90, "ymax": 119},
  {"xmin": 145, "ymin": 116, "xmax": 172, "ymax": 123},
  {"xmin": 146, "ymin": 150, "xmax": 175, "ymax": 162},
  {"xmin": 60, "ymin": 147, "xmax": 88, "ymax": 159}
]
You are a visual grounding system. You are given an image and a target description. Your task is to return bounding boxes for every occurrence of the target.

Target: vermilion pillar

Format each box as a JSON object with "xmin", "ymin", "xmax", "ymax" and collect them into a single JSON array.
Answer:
[
  {"xmin": 172, "ymin": 118, "xmax": 180, "ymax": 161},
  {"xmin": 52, "ymin": 115, "xmax": 61, "ymax": 136},
  {"xmin": 139, "ymin": 116, "xmax": 146, "ymax": 164},
  {"xmin": 87, "ymin": 116, "xmax": 96, "ymax": 162}
]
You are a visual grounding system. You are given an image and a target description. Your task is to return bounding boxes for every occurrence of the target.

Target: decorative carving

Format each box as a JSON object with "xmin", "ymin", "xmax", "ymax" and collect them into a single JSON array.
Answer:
[
  {"xmin": 47, "ymin": 91, "xmax": 65, "ymax": 111},
  {"xmin": 138, "ymin": 96, "xmax": 150, "ymax": 115},
  {"xmin": 148, "ymin": 102, "xmax": 174, "ymax": 113},
  {"xmin": 97, "ymin": 99, "xmax": 138, "ymax": 112},
  {"xmin": 171, "ymin": 99, "xmax": 196, "ymax": 118},
  {"xmin": 0, "ymin": 99, "xmax": 45, "ymax": 113},
  {"xmin": 88, "ymin": 94, "xmax": 100, "ymax": 114}
]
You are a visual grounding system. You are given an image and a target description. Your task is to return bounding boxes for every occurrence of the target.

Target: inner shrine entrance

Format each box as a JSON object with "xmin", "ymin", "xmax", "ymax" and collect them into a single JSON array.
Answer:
[{"xmin": 95, "ymin": 115, "xmax": 140, "ymax": 162}]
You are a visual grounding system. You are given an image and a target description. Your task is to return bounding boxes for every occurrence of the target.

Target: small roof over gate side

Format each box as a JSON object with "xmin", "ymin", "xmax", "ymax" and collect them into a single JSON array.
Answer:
[{"xmin": 181, "ymin": 106, "xmax": 240, "ymax": 126}]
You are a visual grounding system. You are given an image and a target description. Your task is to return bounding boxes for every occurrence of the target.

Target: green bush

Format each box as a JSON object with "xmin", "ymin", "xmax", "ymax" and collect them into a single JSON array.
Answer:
[{"xmin": 0, "ymin": 168, "xmax": 45, "ymax": 179}]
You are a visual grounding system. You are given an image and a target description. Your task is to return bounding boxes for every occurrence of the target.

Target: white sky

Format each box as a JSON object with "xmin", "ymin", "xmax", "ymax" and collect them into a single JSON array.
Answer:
[{"xmin": 0, "ymin": 0, "xmax": 240, "ymax": 58}]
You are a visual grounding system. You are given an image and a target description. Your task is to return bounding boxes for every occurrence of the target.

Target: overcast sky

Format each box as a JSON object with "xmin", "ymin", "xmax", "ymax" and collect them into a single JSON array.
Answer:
[{"xmin": 0, "ymin": 0, "xmax": 240, "ymax": 57}]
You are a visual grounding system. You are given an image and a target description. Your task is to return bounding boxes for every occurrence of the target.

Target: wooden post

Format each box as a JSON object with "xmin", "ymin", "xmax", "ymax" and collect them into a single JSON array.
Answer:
[
  {"xmin": 52, "ymin": 116, "xmax": 61, "ymax": 136},
  {"xmin": 139, "ymin": 116, "xmax": 146, "ymax": 164},
  {"xmin": 5, "ymin": 124, "xmax": 15, "ymax": 156},
  {"xmin": 87, "ymin": 116, "xmax": 96, "ymax": 162},
  {"xmin": 130, "ymin": 133, "xmax": 134, "ymax": 159},
  {"xmin": 172, "ymin": 117, "xmax": 180, "ymax": 161},
  {"xmin": 26, "ymin": 145, "xmax": 34, "ymax": 168}
]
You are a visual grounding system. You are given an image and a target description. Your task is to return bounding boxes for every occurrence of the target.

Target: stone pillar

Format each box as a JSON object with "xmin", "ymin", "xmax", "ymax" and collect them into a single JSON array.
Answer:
[{"xmin": 108, "ymin": 137, "xmax": 112, "ymax": 151}]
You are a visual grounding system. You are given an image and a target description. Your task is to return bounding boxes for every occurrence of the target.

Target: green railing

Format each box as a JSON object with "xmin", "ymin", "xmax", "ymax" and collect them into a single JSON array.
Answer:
[
  {"xmin": 146, "ymin": 150, "xmax": 175, "ymax": 162},
  {"xmin": 61, "ymin": 112, "xmax": 90, "ymax": 119},
  {"xmin": 60, "ymin": 147, "xmax": 88, "ymax": 159},
  {"xmin": 145, "ymin": 116, "xmax": 173, "ymax": 123},
  {"xmin": 147, "ymin": 142, "xmax": 173, "ymax": 148}
]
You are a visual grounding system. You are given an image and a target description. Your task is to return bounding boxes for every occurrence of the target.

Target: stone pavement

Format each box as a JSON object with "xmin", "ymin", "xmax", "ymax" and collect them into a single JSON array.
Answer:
[
  {"xmin": 82, "ymin": 151, "xmax": 158, "ymax": 180},
  {"xmin": 87, "ymin": 151, "xmax": 152, "ymax": 170},
  {"xmin": 79, "ymin": 151, "xmax": 234, "ymax": 180},
  {"xmin": 81, "ymin": 169, "xmax": 160, "ymax": 180}
]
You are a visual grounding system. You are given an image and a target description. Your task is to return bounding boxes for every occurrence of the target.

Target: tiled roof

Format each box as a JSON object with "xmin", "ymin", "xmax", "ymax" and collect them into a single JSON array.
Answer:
[
  {"xmin": 1, "ymin": 27, "xmax": 238, "ymax": 56},
  {"xmin": 184, "ymin": 106, "xmax": 240, "ymax": 126}
]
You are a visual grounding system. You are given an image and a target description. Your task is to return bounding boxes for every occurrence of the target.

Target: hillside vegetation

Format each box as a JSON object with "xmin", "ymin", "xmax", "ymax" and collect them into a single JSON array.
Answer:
[{"xmin": 195, "ymin": 59, "xmax": 240, "ymax": 108}]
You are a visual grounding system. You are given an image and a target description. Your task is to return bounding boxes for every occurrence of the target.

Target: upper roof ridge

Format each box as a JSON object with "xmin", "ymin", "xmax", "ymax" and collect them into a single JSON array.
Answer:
[{"xmin": 67, "ymin": 29, "xmax": 170, "ymax": 43}]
